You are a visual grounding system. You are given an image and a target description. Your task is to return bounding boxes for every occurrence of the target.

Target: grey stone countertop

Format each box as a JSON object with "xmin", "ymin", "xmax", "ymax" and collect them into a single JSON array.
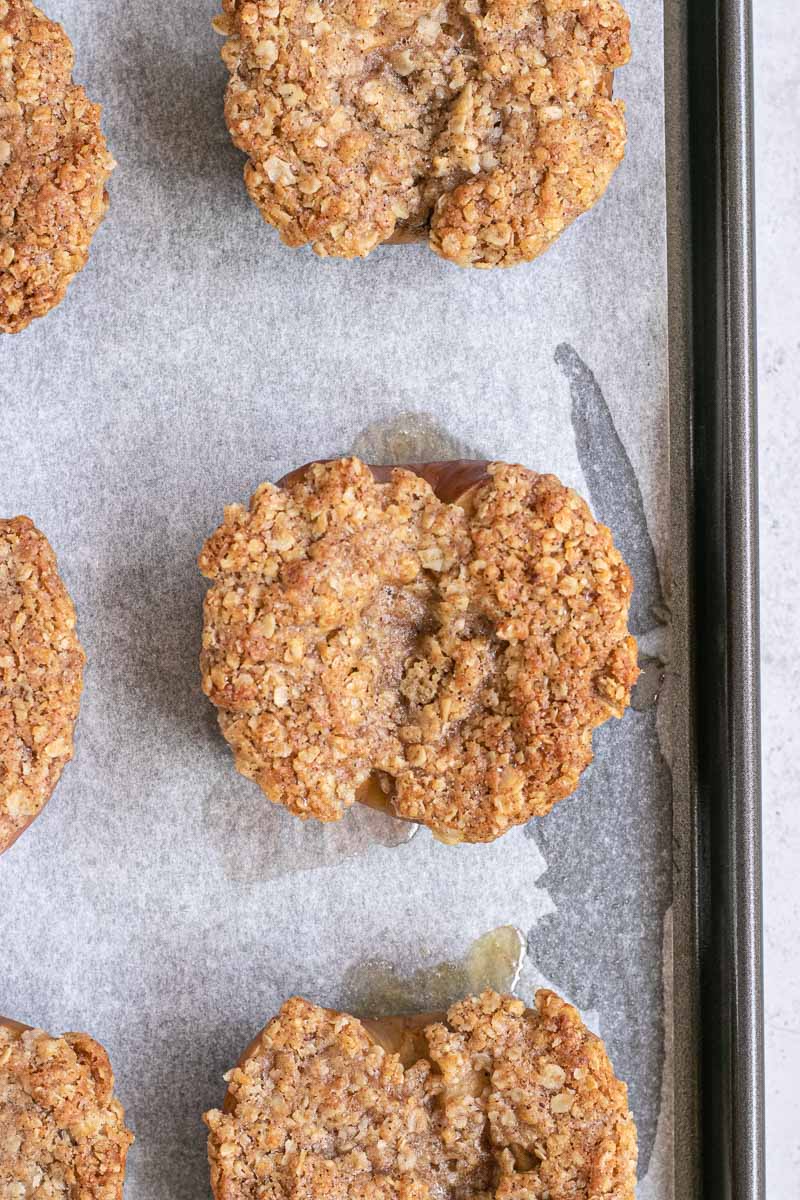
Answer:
[{"xmin": 755, "ymin": 1, "xmax": 800, "ymax": 1190}]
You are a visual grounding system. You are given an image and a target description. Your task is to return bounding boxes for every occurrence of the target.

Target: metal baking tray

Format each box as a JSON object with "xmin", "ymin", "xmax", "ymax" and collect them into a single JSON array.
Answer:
[
  {"xmin": 0, "ymin": 0, "xmax": 763, "ymax": 1197},
  {"xmin": 671, "ymin": 0, "xmax": 764, "ymax": 1195}
]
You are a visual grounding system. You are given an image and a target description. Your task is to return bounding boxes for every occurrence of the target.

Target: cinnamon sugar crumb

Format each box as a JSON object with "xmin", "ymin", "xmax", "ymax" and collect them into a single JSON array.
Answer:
[
  {"xmin": 0, "ymin": 0, "xmax": 115, "ymax": 334},
  {"xmin": 199, "ymin": 458, "xmax": 638, "ymax": 843},
  {"xmin": 0, "ymin": 1024, "xmax": 133, "ymax": 1198},
  {"xmin": 214, "ymin": 0, "xmax": 630, "ymax": 266},
  {"xmin": 205, "ymin": 990, "xmax": 637, "ymax": 1199},
  {"xmin": 0, "ymin": 517, "xmax": 85, "ymax": 853}
]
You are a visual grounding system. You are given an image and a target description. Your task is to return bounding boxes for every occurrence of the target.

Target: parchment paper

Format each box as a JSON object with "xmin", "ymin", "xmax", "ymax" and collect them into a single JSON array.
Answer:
[{"xmin": 0, "ymin": 1, "xmax": 673, "ymax": 1195}]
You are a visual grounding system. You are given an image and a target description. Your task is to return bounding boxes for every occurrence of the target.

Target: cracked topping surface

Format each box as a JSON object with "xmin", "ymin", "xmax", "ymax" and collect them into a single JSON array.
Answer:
[
  {"xmin": 0, "ymin": 1024, "xmax": 133, "ymax": 1199},
  {"xmin": 205, "ymin": 991, "xmax": 637, "ymax": 1199},
  {"xmin": 0, "ymin": 517, "xmax": 85, "ymax": 853},
  {"xmin": 199, "ymin": 458, "xmax": 638, "ymax": 843},
  {"xmin": 0, "ymin": 0, "xmax": 114, "ymax": 334},
  {"xmin": 214, "ymin": 0, "xmax": 630, "ymax": 266}
]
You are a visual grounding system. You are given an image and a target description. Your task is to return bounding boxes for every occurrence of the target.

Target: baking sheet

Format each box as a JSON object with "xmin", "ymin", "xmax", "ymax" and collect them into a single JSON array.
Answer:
[{"xmin": 0, "ymin": 0, "xmax": 673, "ymax": 1195}]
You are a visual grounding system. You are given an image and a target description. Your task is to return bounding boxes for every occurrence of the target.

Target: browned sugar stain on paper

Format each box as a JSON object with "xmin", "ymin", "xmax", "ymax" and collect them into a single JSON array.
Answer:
[{"xmin": 344, "ymin": 926, "xmax": 525, "ymax": 1017}]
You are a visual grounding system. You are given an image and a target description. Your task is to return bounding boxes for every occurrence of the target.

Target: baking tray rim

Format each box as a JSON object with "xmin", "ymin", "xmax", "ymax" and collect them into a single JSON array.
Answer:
[{"xmin": 677, "ymin": 0, "xmax": 765, "ymax": 1197}]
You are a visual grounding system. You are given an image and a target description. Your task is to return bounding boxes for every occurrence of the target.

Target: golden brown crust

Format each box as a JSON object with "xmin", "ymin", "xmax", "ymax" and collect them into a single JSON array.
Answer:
[
  {"xmin": 199, "ymin": 457, "xmax": 638, "ymax": 842},
  {"xmin": 0, "ymin": 516, "xmax": 85, "ymax": 854},
  {"xmin": 214, "ymin": 0, "xmax": 630, "ymax": 266},
  {"xmin": 205, "ymin": 990, "xmax": 637, "ymax": 1199},
  {"xmin": 0, "ymin": 1020, "xmax": 133, "ymax": 1198},
  {"xmin": 0, "ymin": 0, "xmax": 115, "ymax": 334}
]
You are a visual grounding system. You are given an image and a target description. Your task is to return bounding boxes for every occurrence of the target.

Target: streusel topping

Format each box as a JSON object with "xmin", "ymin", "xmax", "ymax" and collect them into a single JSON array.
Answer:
[
  {"xmin": 0, "ymin": 1023, "xmax": 133, "ymax": 1199},
  {"xmin": 205, "ymin": 991, "xmax": 637, "ymax": 1199},
  {"xmin": 0, "ymin": 0, "xmax": 115, "ymax": 334},
  {"xmin": 214, "ymin": 0, "xmax": 630, "ymax": 266},
  {"xmin": 0, "ymin": 517, "xmax": 85, "ymax": 853},
  {"xmin": 199, "ymin": 458, "xmax": 637, "ymax": 842}
]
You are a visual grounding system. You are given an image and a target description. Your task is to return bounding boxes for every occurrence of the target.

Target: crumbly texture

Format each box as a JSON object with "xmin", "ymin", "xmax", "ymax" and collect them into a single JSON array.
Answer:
[
  {"xmin": 199, "ymin": 458, "xmax": 638, "ymax": 843},
  {"xmin": 0, "ymin": 1024, "xmax": 133, "ymax": 1200},
  {"xmin": 205, "ymin": 991, "xmax": 637, "ymax": 1199},
  {"xmin": 0, "ymin": 517, "xmax": 85, "ymax": 853},
  {"xmin": 0, "ymin": 0, "xmax": 114, "ymax": 334},
  {"xmin": 214, "ymin": 0, "xmax": 630, "ymax": 266}
]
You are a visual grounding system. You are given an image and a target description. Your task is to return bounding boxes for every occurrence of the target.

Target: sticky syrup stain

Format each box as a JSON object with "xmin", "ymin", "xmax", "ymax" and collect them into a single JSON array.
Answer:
[
  {"xmin": 350, "ymin": 411, "xmax": 482, "ymax": 466},
  {"xmin": 344, "ymin": 926, "xmax": 526, "ymax": 1017}
]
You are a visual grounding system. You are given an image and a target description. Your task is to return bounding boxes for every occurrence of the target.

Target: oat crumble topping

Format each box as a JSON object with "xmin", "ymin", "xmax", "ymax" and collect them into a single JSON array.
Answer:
[
  {"xmin": 0, "ymin": 517, "xmax": 85, "ymax": 853},
  {"xmin": 205, "ymin": 990, "xmax": 637, "ymax": 1198},
  {"xmin": 214, "ymin": 0, "xmax": 630, "ymax": 266},
  {"xmin": 199, "ymin": 458, "xmax": 638, "ymax": 843},
  {"xmin": 0, "ymin": 0, "xmax": 115, "ymax": 334},
  {"xmin": 0, "ymin": 1022, "xmax": 133, "ymax": 1199}
]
